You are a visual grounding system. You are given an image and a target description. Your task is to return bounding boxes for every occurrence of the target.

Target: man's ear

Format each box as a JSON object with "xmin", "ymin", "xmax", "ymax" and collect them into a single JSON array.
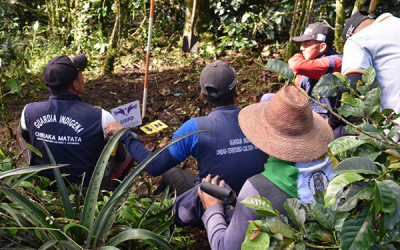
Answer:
[
  {"xmin": 319, "ymin": 42, "xmax": 328, "ymax": 53},
  {"xmin": 72, "ymin": 79, "xmax": 79, "ymax": 92},
  {"xmin": 234, "ymin": 86, "xmax": 239, "ymax": 97}
]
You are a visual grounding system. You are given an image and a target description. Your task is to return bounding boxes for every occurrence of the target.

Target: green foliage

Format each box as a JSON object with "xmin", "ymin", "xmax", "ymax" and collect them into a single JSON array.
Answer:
[{"xmin": 0, "ymin": 130, "xmax": 206, "ymax": 249}]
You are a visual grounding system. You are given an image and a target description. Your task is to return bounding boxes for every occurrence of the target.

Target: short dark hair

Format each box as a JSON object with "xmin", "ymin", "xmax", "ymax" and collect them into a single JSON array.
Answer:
[
  {"xmin": 203, "ymin": 87, "xmax": 235, "ymax": 108},
  {"xmin": 47, "ymin": 72, "xmax": 79, "ymax": 95}
]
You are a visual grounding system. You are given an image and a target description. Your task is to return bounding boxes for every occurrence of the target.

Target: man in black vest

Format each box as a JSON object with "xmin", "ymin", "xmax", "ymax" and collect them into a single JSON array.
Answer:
[{"xmin": 18, "ymin": 54, "xmax": 132, "ymax": 189}]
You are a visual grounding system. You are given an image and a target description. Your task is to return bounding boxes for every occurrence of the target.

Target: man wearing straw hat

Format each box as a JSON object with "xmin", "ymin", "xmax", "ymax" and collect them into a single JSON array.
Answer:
[{"xmin": 198, "ymin": 85, "xmax": 336, "ymax": 250}]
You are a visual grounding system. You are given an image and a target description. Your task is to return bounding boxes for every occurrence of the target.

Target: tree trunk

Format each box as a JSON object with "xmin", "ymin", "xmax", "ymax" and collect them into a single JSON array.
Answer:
[
  {"xmin": 103, "ymin": 0, "xmax": 129, "ymax": 75},
  {"xmin": 285, "ymin": 0, "xmax": 313, "ymax": 62},
  {"xmin": 368, "ymin": 0, "xmax": 380, "ymax": 15},
  {"xmin": 352, "ymin": 0, "xmax": 368, "ymax": 15},
  {"xmin": 335, "ymin": 0, "xmax": 345, "ymax": 54},
  {"xmin": 182, "ymin": 0, "xmax": 211, "ymax": 45}
]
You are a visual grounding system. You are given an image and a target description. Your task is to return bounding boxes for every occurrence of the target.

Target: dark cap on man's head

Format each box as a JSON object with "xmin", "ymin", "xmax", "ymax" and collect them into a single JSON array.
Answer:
[
  {"xmin": 200, "ymin": 60, "xmax": 237, "ymax": 98},
  {"xmin": 44, "ymin": 54, "xmax": 88, "ymax": 88},
  {"xmin": 292, "ymin": 23, "xmax": 334, "ymax": 46},
  {"xmin": 342, "ymin": 11, "xmax": 376, "ymax": 43}
]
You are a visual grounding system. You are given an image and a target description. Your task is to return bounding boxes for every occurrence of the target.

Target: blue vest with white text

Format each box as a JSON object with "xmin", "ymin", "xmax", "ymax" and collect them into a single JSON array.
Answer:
[
  {"xmin": 195, "ymin": 106, "xmax": 269, "ymax": 193},
  {"xmin": 24, "ymin": 93, "xmax": 105, "ymax": 183}
]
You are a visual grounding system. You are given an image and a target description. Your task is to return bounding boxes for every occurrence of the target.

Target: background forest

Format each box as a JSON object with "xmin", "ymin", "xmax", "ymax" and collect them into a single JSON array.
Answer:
[{"xmin": 2, "ymin": 0, "xmax": 400, "ymax": 249}]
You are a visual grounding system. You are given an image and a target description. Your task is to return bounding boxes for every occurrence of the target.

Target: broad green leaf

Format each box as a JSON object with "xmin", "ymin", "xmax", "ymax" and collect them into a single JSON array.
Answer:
[
  {"xmin": 34, "ymin": 228, "xmax": 42, "ymax": 240},
  {"xmin": 337, "ymin": 104, "xmax": 365, "ymax": 118},
  {"xmin": 334, "ymin": 218, "xmax": 346, "ymax": 231},
  {"xmin": 0, "ymin": 164, "xmax": 67, "ymax": 179},
  {"xmin": 381, "ymin": 222, "xmax": 400, "ymax": 245},
  {"xmin": 242, "ymin": 221, "xmax": 270, "ymax": 250},
  {"xmin": 264, "ymin": 220, "xmax": 295, "ymax": 239},
  {"xmin": 294, "ymin": 243, "xmax": 305, "ymax": 250},
  {"xmin": 332, "ymin": 157, "xmax": 378, "ymax": 175},
  {"xmin": 283, "ymin": 242, "xmax": 295, "ymax": 250},
  {"xmin": 387, "ymin": 127, "xmax": 400, "ymax": 139},
  {"xmin": 241, "ymin": 196, "xmax": 277, "ymax": 217},
  {"xmin": 104, "ymin": 229, "xmax": 175, "ymax": 249},
  {"xmin": 389, "ymin": 162, "xmax": 400, "ymax": 169},
  {"xmin": 329, "ymin": 136, "xmax": 368, "ymax": 156},
  {"xmin": 311, "ymin": 203, "xmax": 335, "ymax": 230},
  {"xmin": 5, "ymin": 78, "xmax": 20, "ymax": 94},
  {"xmin": 364, "ymin": 88, "xmax": 381, "ymax": 116},
  {"xmin": 0, "ymin": 107, "xmax": 6, "ymax": 116},
  {"xmin": 352, "ymin": 144, "xmax": 382, "ymax": 162},
  {"xmin": 364, "ymin": 67, "xmax": 378, "ymax": 87},
  {"xmin": 383, "ymin": 180, "xmax": 400, "ymax": 231},
  {"xmin": 340, "ymin": 200, "xmax": 378, "ymax": 250},
  {"xmin": 341, "ymin": 92, "xmax": 365, "ymax": 109},
  {"xmin": 304, "ymin": 223, "xmax": 333, "ymax": 242},
  {"xmin": 338, "ymin": 182, "xmax": 374, "ymax": 212},
  {"xmin": 283, "ymin": 199, "xmax": 305, "ymax": 231},
  {"xmin": 312, "ymin": 74, "xmax": 342, "ymax": 98},
  {"xmin": 257, "ymin": 59, "xmax": 294, "ymax": 81},
  {"xmin": 385, "ymin": 149, "xmax": 400, "ymax": 160},
  {"xmin": 324, "ymin": 172, "xmax": 365, "ymax": 208},
  {"xmin": 374, "ymin": 180, "xmax": 396, "ymax": 216}
]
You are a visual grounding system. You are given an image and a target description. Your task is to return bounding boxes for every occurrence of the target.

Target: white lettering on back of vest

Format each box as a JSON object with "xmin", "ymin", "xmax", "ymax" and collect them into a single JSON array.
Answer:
[
  {"xmin": 34, "ymin": 114, "xmax": 57, "ymax": 129},
  {"xmin": 59, "ymin": 115, "xmax": 85, "ymax": 134}
]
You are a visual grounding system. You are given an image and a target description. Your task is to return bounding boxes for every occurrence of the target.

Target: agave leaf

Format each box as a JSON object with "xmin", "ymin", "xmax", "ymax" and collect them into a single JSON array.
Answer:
[
  {"xmin": 324, "ymin": 172, "xmax": 365, "ymax": 208},
  {"xmin": 283, "ymin": 199, "xmax": 305, "ymax": 231},
  {"xmin": 43, "ymin": 141, "xmax": 80, "ymax": 243},
  {"xmin": 340, "ymin": 200, "xmax": 378, "ymax": 250},
  {"xmin": 332, "ymin": 157, "xmax": 378, "ymax": 175},
  {"xmin": 99, "ymin": 247, "xmax": 120, "ymax": 250},
  {"xmin": 0, "ymin": 164, "xmax": 67, "ymax": 179},
  {"xmin": 241, "ymin": 196, "xmax": 277, "ymax": 217},
  {"xmin": 0, "ymin": 182, "xmax": 66, "ymax": 240},
  {"xmin": 257, "ymin": 59, "xmax": 294, "ymax": 81},
  {"xmin": 152, "ymin": 212, "xmax": 174, "ymax": 235},
  {"xmin": 38, "ymin": 240, "xmax": 82, "ymax": 250},
  {"xmin": 374, "ymin": 180, "xmax": 396, "ymax": 217},
  {"xmin": 329, "ymin": 136, "xmax": 369, "ymax": 156},
  {"xmin": 338, "ymin": 182, "xmax": 374, "ymax": 212},
  {"xmin": 311, "ymin": 203, "xmax": 335, "ymax": 230},
  {"xmin": 81, "ymin": 127, "xmax": 131, "ymax": 231},
  {"xmin": 85, "ymin": 130, "xmax": 209, "ymax": 249},
  {"xmin": 104, "ymin": 229, "xmax": 174, "ymax": 249}
]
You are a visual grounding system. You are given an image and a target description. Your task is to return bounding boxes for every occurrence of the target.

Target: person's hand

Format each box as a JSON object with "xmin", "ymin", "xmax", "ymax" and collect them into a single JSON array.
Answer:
[
  {"xmin": 104, "ymin": 121, "xmax": 124, "ymax": 135},
  {"xmin": 198, "ymin": 174, "xmax": 225, "ymax": 210}
]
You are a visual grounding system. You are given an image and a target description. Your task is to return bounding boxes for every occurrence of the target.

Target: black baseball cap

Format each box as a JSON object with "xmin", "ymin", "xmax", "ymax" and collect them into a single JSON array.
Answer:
[
  {"xmin": 200, "ymin": 60, "xmax": 237, "ymax": 98},
  {"xmin": 292, "ymin": 23, "xmax": 334, "ymax": 46},
  {"xmin": 342, "ymin": 11, "xmax": 376, "ymax": 42},
  {"xmin": 44, "ymin": 54, "xmax": 87, "ymax": 88}
]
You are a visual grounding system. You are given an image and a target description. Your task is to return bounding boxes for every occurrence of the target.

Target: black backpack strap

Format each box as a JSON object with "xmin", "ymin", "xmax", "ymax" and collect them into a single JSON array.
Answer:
[{"xmin": 248, "ymin": 174, "xmax": 292, "ymax": 216}]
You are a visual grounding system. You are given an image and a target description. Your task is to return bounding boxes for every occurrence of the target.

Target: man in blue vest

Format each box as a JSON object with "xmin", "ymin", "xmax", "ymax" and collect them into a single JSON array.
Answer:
[
  {"xmin": 18, "ymin": 54, "xmax": 132, "ymax": 188},
  {"xmin": 105, "ymin": 60, "xmax": 269, "ymax": 226}
]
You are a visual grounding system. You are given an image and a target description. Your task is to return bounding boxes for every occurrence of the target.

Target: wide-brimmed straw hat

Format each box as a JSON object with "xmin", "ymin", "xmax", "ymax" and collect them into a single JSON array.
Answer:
[{"xmin": 238, "ymin": 85, "xmax": 333, "ymax": 162}]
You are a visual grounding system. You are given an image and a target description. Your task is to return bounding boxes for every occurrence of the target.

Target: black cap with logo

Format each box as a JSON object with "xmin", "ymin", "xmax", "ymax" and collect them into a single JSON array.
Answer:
[
  {"xmin": 200, "ymin": 60, "xmax": 237, "ymax": 98},
  {"xmin": 342, "ymin": 11, "xmax": 376, "ymax": 43},
  {"xmin": 43, "ymin": 54, "xmax": 88, "ymax": 88},
  {"xmin": 292, "ymin": 23, "xmax": 334, "ymax": 46}
]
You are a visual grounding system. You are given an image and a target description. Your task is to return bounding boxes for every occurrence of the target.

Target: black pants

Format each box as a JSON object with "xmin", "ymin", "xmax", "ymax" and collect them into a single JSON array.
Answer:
[{"xmin": 154, "ymin": 167, "xmax": 196, "ymax": 196}]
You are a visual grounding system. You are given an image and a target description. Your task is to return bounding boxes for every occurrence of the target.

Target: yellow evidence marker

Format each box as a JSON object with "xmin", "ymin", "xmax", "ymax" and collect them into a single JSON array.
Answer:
[{"xmin": 140, "ymin": 120, "xmax": 168, "ymax": 134}]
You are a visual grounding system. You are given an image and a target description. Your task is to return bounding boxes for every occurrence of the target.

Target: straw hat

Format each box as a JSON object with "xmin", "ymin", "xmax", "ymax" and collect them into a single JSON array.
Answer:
[{"xmin": 238, "ymin": 85, "xmax": 333, "ymax": 162}]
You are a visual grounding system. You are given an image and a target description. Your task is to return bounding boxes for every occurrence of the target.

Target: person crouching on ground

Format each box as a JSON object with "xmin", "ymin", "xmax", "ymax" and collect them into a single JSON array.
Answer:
[{"xmin": 198, "ymin": 85, "xmax": 335, "ymax": 250}]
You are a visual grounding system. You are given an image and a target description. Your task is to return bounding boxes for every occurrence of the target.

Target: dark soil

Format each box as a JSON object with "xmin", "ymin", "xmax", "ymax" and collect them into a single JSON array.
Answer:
[{"xmin": 1, "ymin": 55, "xmax": 280, "ymax": 249}]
